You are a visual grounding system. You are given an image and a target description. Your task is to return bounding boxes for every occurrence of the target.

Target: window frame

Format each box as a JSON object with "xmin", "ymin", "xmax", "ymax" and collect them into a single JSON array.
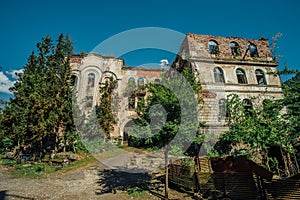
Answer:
[
  {"xmin": 219, "ymin": 98, "xmax": 226, "ymax": 119},
  {"xmin": 236, "ymin": 68, "xmax": 248, "ymax": 84},
  {"xmin": 213, "ymin": 67, "xmax": 225, "ymax": 83},
  {"xmin": 71, "ymin": 74, "xmax": 78, "ymax": 88},
  {"xmin": 248, "ymin": 43, "xmax": 259, "ymax": 58},
  {"xmin": 230, "ymin": 41, "xmax": 241, "ymax": 56},
  {"xmin": 255, "ymin": 69, "xmax": 267, "ymax": 85},
  {"xmin": 208, "ymin": 40, "xmax": 219, "ymax": 55},
  {"xmin": 137, "ymin": 77, "xmax": 145, "ymax": 87},
  {"xmin": 87, "ymin": 73, "xmax": 95, "ymax": 87},
  {"xmin": 242, "ymin": 98, "xmax": 253, "ymax": 115}
]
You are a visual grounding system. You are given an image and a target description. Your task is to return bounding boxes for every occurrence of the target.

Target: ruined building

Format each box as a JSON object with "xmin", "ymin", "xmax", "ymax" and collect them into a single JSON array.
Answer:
[{"xmin": 70, "ymin": 33, "xmax": 283, "ymax": 141}]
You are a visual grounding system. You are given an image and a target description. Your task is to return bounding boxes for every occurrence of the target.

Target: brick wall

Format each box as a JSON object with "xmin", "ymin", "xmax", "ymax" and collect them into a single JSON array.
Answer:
[{"xmin": 185, "ymin": 33, "xmax": 273, "ymax": 62}]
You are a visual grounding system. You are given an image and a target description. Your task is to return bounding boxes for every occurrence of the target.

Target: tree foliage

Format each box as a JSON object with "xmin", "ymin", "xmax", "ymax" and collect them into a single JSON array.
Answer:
[
  {"xmin": 282, "ymin": 72, "xmax": 300, "ymax": 135},
  {"xmin": 219, "ymin": 93, "xmax": 299, "ymax": 177},
  {"xmin": 129, "ymin": 65, "xmax": 203, "ymax": 152},
  {"xmin": 128, "ymin": 63, "xmax": 203, "ymax": 199},
  {"xmin": 0, "ymin": 34, "xmax": 77, "ymax": 156},
  {"xmin": 96, "ymin": 76, "xmax": 119, "ymax": 139}
]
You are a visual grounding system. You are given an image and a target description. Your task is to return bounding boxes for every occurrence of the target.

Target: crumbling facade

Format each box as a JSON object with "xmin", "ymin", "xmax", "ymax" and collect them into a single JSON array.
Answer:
[
  {"xmin": 70, "ymin": 53, "xmax": 161, "ymax": 139},
  {"xmin": 70, "ymin": 33, "xmax": 283, "ymax": 140},
  {"xmin": 174, "ymin": 33, "xmax": 283, "ymax": 135}
]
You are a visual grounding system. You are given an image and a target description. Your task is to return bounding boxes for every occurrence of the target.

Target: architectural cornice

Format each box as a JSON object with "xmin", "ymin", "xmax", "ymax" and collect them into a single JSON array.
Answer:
[{"xmin": 189, "ymin": 57, "xmax": 278, "ymax": 67}]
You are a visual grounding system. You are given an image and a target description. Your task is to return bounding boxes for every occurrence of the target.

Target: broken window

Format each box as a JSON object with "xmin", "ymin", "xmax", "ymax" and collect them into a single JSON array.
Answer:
[
  {"xmin": 255, "ymin": 69, "xmax": 266, "ymax": 85},
  {"xmin": 213, "ymin": 67, "xmax": 225, "ymax": 83},
  {"xmin": 236, "ymin": 68, "xmax": 247, "ymax": 84},
  {"xmin": 128, "ymin": 95, "xmax": 135, "ymax": 110},
  {"xmin": 126, "ymin": 77, "xmax": 136, "ymax": 95},
  {"xmin": 230, "ymin": 41, "xmax": 241, "ymax": 56},
  {"xmin": 137, "ymin": 77, "xmax": 145, "ymax": 87},
  {"xmin": 248, "ymin": 43, "xmax": 259, "ymax": 57},
  {"xmin": 127, "ymin": 77, "xmax": 136, "ymax": 91},
  {"xmin": 242, "ymin": 99, "xmax": 253, "ymax": 115},
  {"xmin": 219, "ymin": 99, "xmax": 226, "ymax": 119},
  {"xmin": 71, "ymin": 74, "xmax": 78, "ymax": 88},
  {"xmin": 208, "ymin": 40, "xmax": 219, "ymax": 55},
  {"xmin": 87, "ymin": 73, "xmax": 95, "ymax": 87},
  {"xmin": 128, "ymin": 77, "xmax": 136, "ymax": 87}
]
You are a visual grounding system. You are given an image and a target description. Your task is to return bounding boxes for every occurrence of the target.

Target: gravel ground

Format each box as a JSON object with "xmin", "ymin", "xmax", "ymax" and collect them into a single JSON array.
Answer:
[
  {"xmin": 0, "ymin": 153, "xmax": 160, "ymax": 200},
  {"xmin": 0, "ymin": 152, "xmax": 192, "ymax": 200},
  {"xmin": 0, "ymin": 161, "xmax": 126, "ymax": 200}
]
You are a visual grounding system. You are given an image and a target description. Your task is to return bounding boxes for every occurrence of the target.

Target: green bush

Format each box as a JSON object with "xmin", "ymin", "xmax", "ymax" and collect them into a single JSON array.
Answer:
[{"xmin": 0, "ymin": 136, "xmax": 14, "ymax": 153}]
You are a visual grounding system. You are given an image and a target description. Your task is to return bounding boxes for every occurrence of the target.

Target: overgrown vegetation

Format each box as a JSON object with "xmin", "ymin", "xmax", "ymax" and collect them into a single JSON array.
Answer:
[
  {"xmin": 0, "ymin": 153, "xmax": 95, "ymax": 178},
  {"xmin": 128, "ymin": 61, "xmax": 204, "ymax": 199},
  {"xmin": 96, "ymin": 76, "xmax": 119, "ymax": 140},
  {"xmin": 0, "ymin": 34, "xmax": 82, "ymax": 159},
  {"xmin": 217, "ymin": 71, "xmax": 300, "ymax": 177},
  {"xmin": 0, "ymin": 32, "xmax": 299, "ymax": 189}
]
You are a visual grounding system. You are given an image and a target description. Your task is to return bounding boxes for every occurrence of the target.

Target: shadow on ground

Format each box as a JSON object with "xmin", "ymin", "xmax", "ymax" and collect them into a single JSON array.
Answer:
[
  {"xmin": 95, "ymin": 167, "xmax": 196, "ymax": 199},
  {"xmin": 0, "ymin": 190, "xmax": 34, "ymax": 200},
  {"xmin": 95, "ymin": 167, "xmax": 153, "ymax": 195}
]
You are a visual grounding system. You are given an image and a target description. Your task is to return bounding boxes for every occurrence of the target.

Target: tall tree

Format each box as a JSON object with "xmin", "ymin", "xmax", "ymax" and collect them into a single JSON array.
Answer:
[
  {"xmin": 0, "ymin": 34, "xmax": 76, "ymax": 157},
  {"xmin": 96, "ymin": 76, "xmax": 119, "ymax": 140}
]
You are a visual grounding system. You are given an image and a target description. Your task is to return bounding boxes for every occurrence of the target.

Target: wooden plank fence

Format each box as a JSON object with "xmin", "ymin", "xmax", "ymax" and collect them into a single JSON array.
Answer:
[{"xmin": 168, "ymin": 156, "xmax": 300, "ymax": 200}]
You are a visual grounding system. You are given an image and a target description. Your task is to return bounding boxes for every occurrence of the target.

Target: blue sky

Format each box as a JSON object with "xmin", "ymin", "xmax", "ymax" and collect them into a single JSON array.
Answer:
[{"xmin": 0, "ymin": 0, "xmax": 299, "ymax": 96}]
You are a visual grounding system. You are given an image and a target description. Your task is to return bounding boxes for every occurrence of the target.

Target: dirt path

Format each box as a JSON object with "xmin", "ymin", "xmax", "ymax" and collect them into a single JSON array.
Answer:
[
  {"xmin": 0, "ymin": 152, "xmax": 162, "ymax": 200},
  {"xmin": 1, "ymin": 161, "xmax": 120, "ymax": 200}
]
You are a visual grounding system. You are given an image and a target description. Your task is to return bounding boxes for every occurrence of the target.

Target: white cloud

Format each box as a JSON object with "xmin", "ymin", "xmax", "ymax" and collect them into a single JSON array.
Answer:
[
  {"xmin": 6, "ymin": 69, "xmax": 24, "ymax": 79},
  {"xmin": 0, "ymin": 71, "xmax": 15, "ymax": 94}
]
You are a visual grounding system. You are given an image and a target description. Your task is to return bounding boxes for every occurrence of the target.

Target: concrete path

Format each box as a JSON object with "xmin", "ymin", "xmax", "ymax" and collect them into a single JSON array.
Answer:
[{"xmin": 100, "ymin": 151, "xmax": 134, "ymax": 169}]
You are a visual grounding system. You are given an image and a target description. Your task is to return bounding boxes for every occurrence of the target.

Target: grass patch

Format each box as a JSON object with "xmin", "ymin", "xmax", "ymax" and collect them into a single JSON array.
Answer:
[
  {"xmin": 0, "ymin": 155, "xmax": 15, "ymax": 166},
  {"xmin": 125, "ymin": 186, "xmax": 148, "ymax": 198},
  {"xmin": 0, "ymin": 153, "xmax": 96, "ymax": 178},
  {"xmin": 0, "ymin": 145, "xmax": 156, "ymax": 179}
]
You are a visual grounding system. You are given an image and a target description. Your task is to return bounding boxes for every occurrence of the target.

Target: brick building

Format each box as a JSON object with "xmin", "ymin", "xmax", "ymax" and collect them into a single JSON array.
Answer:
[
  {"xmin": 70, "ymin": 33, "xmax": 283, "ymax": 141},
  {"xmin": 174, "ymin": 33, "xmax": 283, "ymax": 135}
]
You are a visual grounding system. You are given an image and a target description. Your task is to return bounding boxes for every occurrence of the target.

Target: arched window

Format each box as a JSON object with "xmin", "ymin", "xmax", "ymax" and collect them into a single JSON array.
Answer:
[
  {"xmin": 236, "ymin": 68, "xmax": 247, "ymax": 84},
  {"xmin": 137, "ymin": 77, "xmax": 145, "ymax": 87},
  {"xmin": 71, "ymin": 75, "xmax": 78, "ymax": 88},
  {"xmin": 248, "ymin": 43, "xmax": 259, "ymax": 57},
  {"xmin": 242, "ymin": 99, "xmax": 253, "ymax": 115},
  {"xmin": 208, "ymin": 40, "xmax": 219, "ymax": 55},
  {"xmin": 154, "ymin": 78, "xmax": 160, "ymax": 83},
  {"xmin": 128, "ymin": 77, "xmax": 136, "ymax": 87},
  {"xmin": 255, "ymin": 69, "xmax": 266, "ymax": 85},
  {"xmin": 213, "ymin": 67, "xmax": 225, "ymax": 83},
  {"xmin": 125, "ymin": 77, "xmax": 136, "ymax": 96},
  {"xmin": 219, "ymin": 99, "xmax": 226, "ymax": 118},
  {"xmin": 230, "ymin": 41, "xmax": 241, "ymax": 56},
  {"xmin": 87, "ymin": 73, "xmax": 95, "ymax": 87}
]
